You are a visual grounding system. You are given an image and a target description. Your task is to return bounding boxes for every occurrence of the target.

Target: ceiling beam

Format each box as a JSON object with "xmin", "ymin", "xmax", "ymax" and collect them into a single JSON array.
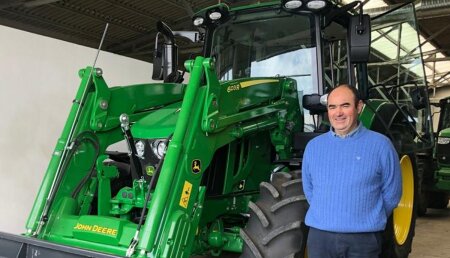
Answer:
[
  {"xmin": 366, "ymin": 0, "xmax": 450, "ymax": 20},
  {"xmin": 23, "ymin": 0, "xmax": 61, "ymax": 8},
  {"xmin": 0, "ymin": 0, "xmax": 26, "ymax": 10},
  {"xmin": 101, "ymin": 0, "xmax": 163, "ymax": 23},
  {"xmin": 106, "ymin": 17, "xmax": 192, "ymax": 53},
  {"xmin": 0, "ymin": 0, "xmax": 62, "ymax": 9},
  {"xmin": 422, "ymin": 48, "xmax": 450, "ymax": 56},
  {"xmin": 417, "ymin": 0, "xmax": 450, "ymax": 20},
  {"xmin": 179, "ymin": 0, "xmax": 194, "ymax": 17},
  {"xmin": 52, "ymin": 1, "xmax": 150, "ymax": 33},
  {"xmin": 160, "ymin": 0, "xmax": 191, "ymax": 12},
  {"xmin": 0, "ymin": 8, "xmax": 118, "ymax": 46},
  {"xmin": 424, "ymin": 56, "xmax": 450, "ymax": 62},
  {"xmin": 405, "ymin": 23, "xmax": 450, "ymax": 57}
]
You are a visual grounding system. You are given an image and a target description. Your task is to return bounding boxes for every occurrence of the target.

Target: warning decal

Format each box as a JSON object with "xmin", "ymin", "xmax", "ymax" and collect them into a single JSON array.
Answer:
[{"xmin": 179, "ymin": 181, "xmax": 193, "ymax": 209}]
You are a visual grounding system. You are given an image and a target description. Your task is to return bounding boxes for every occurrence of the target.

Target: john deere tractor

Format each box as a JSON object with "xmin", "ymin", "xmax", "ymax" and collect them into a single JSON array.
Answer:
[
  {"xmin": 0, "ymin": 1, "xmax": 434, "ymax": 258},
  {"xmin": 416, "ymin": 96, "xmax": 450, "ymax": 215},
  {"xmin": 433, "ymin": 97, "xmax": 450, "ymax": 203}
]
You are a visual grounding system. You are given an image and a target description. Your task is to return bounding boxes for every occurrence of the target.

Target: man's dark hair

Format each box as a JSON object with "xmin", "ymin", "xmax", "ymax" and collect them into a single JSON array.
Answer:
[{"xmin": 327, "ymin": 84, "xmax": 360, "ymax": 104}]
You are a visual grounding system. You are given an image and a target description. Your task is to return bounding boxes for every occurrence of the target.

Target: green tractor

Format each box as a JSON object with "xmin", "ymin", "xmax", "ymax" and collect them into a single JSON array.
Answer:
[
  {"xmin": 434, "ymin": 97, "xmax": 450, "ymax": 197},
  {"xmin": 0, "ymin": 0, "xmax": 434, "ymax": 257},
  {"xmin": 417, "ymin": 96, "xmax": 450, "ymax": 215}
]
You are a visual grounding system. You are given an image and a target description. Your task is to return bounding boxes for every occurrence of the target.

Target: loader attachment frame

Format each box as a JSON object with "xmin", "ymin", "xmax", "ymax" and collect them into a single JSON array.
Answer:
[{"xmin": 0, "ymin": 231, "xmax": 119, "ymax": 258}]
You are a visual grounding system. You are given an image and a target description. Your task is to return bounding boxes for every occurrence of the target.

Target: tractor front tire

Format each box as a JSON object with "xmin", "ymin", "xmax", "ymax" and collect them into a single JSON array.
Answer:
[{"xmin": 240, "ymin": 172, "xmax": 308, "ymax": 258}]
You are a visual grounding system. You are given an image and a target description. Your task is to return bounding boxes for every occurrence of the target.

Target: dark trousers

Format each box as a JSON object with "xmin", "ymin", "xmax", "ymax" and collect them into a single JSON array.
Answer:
[{"xmin": 307, "ymin": 227, "xmax": 383, "ymax": 258}]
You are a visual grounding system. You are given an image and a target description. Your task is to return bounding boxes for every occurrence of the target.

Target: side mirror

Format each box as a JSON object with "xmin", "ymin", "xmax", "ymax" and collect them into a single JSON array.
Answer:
[
  {"xmin": 303, "ymin": 94, "xmax": 328, "ymax": 115},
  {"xmin": 348, "ymin": 14, "xmax": 371, "ymax": 63},
  {"xmin": 152, "ymin": 21, "xmax": 182, "ymax": 83},
  {"xmin": 152, "ymin": 44, "xmax": 164, "ymax": 80}
]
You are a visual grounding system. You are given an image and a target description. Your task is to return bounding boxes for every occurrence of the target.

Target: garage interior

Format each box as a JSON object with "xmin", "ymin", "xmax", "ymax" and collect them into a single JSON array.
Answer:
[
  {"xmin": 0, "ymin": 1, "xmax": 449, "ymax": 258},
  {"xmin": 1, "ymin": 0, "xmax": 450, "ymax": 95}
]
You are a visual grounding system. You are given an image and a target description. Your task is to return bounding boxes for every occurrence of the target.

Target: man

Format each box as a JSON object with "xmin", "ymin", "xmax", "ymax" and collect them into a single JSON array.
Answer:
[{"xmin": 301, "ymin": 84, "xmax": 402, "ymax": 258}]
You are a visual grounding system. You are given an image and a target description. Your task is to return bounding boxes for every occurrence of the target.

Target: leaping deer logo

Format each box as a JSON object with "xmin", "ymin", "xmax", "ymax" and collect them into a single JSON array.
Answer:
[{"xmin": 192, "ymin": 159, "xmax": 201, "ymax": 173}]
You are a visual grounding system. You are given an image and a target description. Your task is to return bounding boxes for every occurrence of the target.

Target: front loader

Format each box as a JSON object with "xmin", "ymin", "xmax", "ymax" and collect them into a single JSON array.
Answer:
[{"xmin": 0, "ymin": 1, "xmax": 434, "ymax": 258}]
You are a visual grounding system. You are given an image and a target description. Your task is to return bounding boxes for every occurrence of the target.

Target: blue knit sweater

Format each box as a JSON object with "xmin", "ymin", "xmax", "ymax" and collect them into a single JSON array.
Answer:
[{"xmin": 301, "ymin": 125, "xmax": 402, "ymax": 232}]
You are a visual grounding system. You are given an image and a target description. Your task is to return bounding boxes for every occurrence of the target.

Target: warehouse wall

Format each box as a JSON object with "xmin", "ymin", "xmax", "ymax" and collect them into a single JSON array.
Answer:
[{"xmin": 0, "ymin": 25, "xmax": 154, "ymax": 234}]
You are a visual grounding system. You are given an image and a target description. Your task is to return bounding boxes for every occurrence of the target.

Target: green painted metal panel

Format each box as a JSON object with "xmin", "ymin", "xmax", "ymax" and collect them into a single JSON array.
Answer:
[
  {"xmin": 132, "ymin": 101, "xmax": 181, "ymax": 139},
  {"xmin": 435, "ymin": 167, "xmax": 450, "ymax": 190},
  {"xmin": 439, "ymin": 128, "xmax": 450, "ymax": 138}
]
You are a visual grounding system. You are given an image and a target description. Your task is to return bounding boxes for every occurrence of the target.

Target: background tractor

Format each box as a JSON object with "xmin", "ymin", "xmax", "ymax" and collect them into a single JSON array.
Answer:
[
  {"xmin": 417, "ymin": 96, "xmax": 450, "ymax": 215},
  {"xmin": 0, "ymin": 1, "xmax": 435, "ymax": 258}
]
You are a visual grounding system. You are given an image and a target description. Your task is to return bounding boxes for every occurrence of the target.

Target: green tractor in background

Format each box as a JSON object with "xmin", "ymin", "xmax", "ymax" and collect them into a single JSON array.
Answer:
[
  {"xmin": 434, "ymin": 97, "xmax": 450, "ymax": 202},
  {"xmin": 0, "ymin": 0, "xmax": 435, "ymax": 258},
  {"xmin": 417, "ymin": 96, "xmax": 450, "ymax": 215}
]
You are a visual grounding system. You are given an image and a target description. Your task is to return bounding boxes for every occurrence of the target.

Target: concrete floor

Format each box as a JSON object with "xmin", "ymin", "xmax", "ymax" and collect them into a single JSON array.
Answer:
[{"xmin": 410, "ymin": 203, "xmax": 450, "ymax": 258}]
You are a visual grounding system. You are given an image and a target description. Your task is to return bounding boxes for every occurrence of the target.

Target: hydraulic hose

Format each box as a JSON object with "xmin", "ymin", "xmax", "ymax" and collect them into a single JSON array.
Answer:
[
  {"xmin": 32, "ymin": 23, "xmax": 109, "ymax": 236},
  {"xmin": 70, "ymin": 132, "xmax": 100, "ymax": 198},
  {"xmin": 126, "ymin": 135, "xmax": 172, "ymax": 257},
  {"xmin": 120, "ymin": 114, "xmax": 144, "ymax": 179}
]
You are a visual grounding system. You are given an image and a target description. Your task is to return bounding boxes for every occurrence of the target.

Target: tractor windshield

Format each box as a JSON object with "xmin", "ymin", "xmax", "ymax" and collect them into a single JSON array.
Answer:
[{"xmin": 211, "ymin": 10, "xmax": 318, "ymax": 94}]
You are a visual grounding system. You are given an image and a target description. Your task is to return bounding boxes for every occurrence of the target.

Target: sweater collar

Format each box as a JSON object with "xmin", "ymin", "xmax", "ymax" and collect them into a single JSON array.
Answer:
[{"xmin": 331, "ymin": 122, "xmax": 363, "ymax": 139}]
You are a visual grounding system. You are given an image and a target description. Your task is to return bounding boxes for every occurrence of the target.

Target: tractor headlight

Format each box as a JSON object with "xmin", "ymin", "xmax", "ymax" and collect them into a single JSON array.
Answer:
[
  {"xmin": 438, "ymin": 137, "xmax": 450, "ymax": 145},
  {"xmin": 306, "ymin": 0, "xmax": 327, "ymax": 10},
  {"xmin": 209, "ymin": 11, "xmax": 222, "ymax": 21},
  {"xmin": 282, "ymin": 0, "xmax": 327, "ymax": 11},
  {"xmin": 193, "ymin": 5, "xmax": 229, "ymax": 27},
  {"xmin": 133, "ymin": 138, "xmax": 168, "ymax": 177},
  {"xmin": 135, "ymin": 140, "xmax": 145, "ymax": 158},
  {"xmin": 150, "ymin": 139, "xmax": 167, "ymax": 159},
  {"xmin": 193, "ymin": 17, "xmax": 204, "ymax": 26},
  {"xmin": 283, "ymin": 0, "xmax": 303, "ymax": 9}
]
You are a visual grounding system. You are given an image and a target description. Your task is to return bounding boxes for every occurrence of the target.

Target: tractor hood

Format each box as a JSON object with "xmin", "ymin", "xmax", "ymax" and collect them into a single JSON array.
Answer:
[
  {"xmin": 131, "ymin": 101, "xmax": 182, "ymax": 139},
  {"xmin": 438, "ymin": 127, "xmax": 450, "ymax": 138}
]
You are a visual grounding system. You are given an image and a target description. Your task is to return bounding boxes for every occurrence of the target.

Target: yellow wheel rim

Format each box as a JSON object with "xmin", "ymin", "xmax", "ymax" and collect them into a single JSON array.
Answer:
[{"xmin": 393, "ymin": 155, "xmax": 414, "ymax": 245}]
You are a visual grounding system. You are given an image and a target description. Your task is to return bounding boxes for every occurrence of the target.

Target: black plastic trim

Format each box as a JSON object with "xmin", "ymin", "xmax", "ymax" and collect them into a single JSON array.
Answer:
[{"xmin": 0, "ymin": 231, "xmax": 120, "ymax": 258}]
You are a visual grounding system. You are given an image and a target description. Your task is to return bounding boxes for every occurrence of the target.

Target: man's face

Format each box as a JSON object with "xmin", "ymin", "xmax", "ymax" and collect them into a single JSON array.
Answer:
[{"xmin": 327, "ymin": 87, "xmax": 363, "ymax": 136}]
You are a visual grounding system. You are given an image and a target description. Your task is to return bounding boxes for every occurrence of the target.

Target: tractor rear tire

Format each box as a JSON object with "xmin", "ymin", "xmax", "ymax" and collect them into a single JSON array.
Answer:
[
  {"xmin": 381, "ymin": 154, "xmax": 418, "ymax": 258},
  {"xmin": 240, "ymin": 172, "xmax": 308, "ymax": 258}
]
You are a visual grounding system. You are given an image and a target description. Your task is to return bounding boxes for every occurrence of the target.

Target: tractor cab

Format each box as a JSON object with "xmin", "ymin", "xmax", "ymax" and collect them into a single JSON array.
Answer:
[
  {"xmin": 152, "ymin": 0, "xmax": 434, "ymax": 153},
  {"xmin": 154, "ymin": 0, "xmax": 373, "ymax": 134}
]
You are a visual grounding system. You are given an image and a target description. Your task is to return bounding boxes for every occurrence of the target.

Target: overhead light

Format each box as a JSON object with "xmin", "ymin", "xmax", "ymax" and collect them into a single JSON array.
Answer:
[
  {"xmin": 209, "ymin": 11, "xmax": 222, "ymax": 21},
  {"xmin": 193, "ymin": 17, "xmax": 204, "ymax": 26},
  {"xmin": 284, "ymin": 0, "xmax": 303, "ymax": 9},
  {"xmin": 306, "ymin": 0, "xmax": 327, "ymax": 10}
]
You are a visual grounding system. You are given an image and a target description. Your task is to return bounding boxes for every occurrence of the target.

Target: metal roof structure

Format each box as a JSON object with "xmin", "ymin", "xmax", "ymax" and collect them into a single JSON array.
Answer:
[
  {"xmin": 359, "ymin": 0, "xmax": 450, "ymax": 95},
  {"xmin": 0, "ymin": 0, "xmax": 211, "ymax": 62},
  {"xmin": 1, "ymin": 0, "xmax": 450, "ymax": 90}
]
